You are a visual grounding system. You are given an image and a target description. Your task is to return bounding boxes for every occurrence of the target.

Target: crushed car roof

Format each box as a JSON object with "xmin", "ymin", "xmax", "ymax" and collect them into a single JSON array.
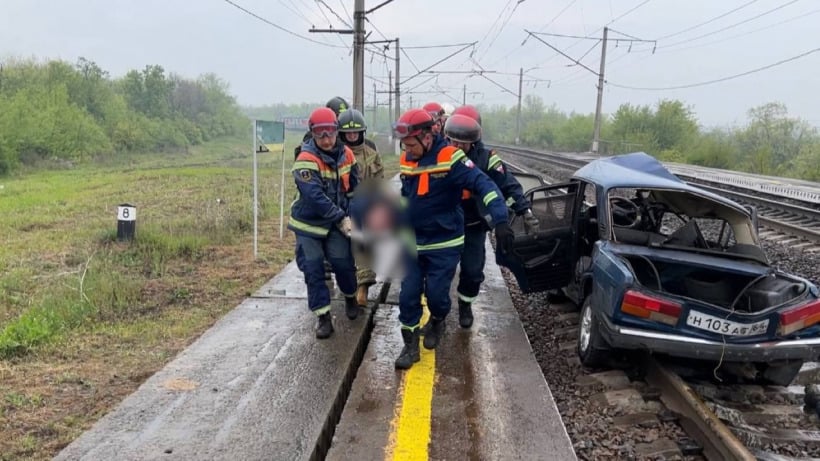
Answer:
[{"xmin": 573, "ymin": 152, "xmax": 749, "ymax": 214}]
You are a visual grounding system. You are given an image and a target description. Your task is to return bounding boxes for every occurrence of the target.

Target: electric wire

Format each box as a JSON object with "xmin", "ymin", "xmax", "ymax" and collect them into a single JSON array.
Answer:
[
  {"xmin": 338, "ymin": 0, "xmax": 354, "ymax": 26},
  {"xmin": 474, "ymin": 0, "xmax": 515, "ymax": 59},
  {"xmin": 533, "ymin": 0, "xmax": 653, "ymax": 69},
  {"xmin": 277, "ymin": 0, "xmax": 315, "ymax": 26},
  {"xmin": 317, "ymin": 0, "xmax": 352, "ymax": 28},
  {"xmin": 657, "ymin": 0, "xmax": 800, "ymax": 49},
  {"xmin": 655, "ymin": 0, "xmax": 760, "ymax": 40},
  {"xmin": 657, "ymin": 7, "xmax": 820, "ymax": 53},
  {"xmin": 222, "ymin": 0, "xmax": 347, "ymax": 48},
  {"xmin": 477, "ymin": 0, "xmax": 526, "ymax": 63},
  {"xmin": 605, "ymin": 47, "xmax": 820, "ymax": 91}
]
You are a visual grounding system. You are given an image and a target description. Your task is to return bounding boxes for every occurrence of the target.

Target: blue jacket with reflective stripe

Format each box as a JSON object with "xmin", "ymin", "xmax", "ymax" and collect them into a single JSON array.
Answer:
[
  {"xmin": 400, "ymin": 135, "xmax": 508, "ymax": 250},
  {"xmin": 288, "ymin": 139, "xmax": 359, "ymax": 237},
  {"xmin": 462, "ymin": 140, "xmax": 530, "ymax": 227}
]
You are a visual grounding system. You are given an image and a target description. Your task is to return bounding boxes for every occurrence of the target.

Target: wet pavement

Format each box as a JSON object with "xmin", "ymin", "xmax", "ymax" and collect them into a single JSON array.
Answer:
[
  {"xmin": 55, "ymin": 266, "xmax": 372, "ymax": 461},
  {"xmin": 56, "ymin": 241, "xmax": 575, "ymax": 461},
  {"xmin": 328, "ymin": 240, "xmax": 576, "ymax": 461}
]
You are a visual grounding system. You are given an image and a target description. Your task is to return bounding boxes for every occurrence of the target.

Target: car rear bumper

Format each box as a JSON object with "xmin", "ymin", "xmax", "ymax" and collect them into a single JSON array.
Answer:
[{"xmin": 598, "ymin": 314, "xmax": 820, "ymax": 362}]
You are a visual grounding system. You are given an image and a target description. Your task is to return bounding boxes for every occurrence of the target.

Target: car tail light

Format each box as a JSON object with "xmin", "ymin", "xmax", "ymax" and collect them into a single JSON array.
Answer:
[
  {"xmin": 620, "ymin": 290, "xmax": 682, "ymax": 326},
  {"xmin": 778, "ymin": 299, "xmax": 820, "ymax": 335}
]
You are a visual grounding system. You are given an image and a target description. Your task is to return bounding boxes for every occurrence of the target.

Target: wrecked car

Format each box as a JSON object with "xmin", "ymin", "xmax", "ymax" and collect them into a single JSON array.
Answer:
[{"xmin": 503, "ymin": 152, "xmax": 820, "ymax": 385}]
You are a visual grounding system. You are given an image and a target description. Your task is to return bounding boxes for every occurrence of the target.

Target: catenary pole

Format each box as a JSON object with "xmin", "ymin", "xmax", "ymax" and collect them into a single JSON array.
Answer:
[{"xmin": 592, "ymin": 27, "xmax": 608, "ymax": 154}]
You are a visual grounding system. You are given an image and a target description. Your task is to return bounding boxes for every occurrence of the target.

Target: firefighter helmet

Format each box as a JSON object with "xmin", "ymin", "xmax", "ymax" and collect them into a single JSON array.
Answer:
[
  {"xmin": 452, "ymin": 105, "xmax": 482, "ymax": 125},
  {"xmin": 338, "ymin": 109, "xmax": 367, "ymax": 132},
  {"xmin": 422, "ymin": 101, "xmax": 445, "ymax": 119},
  {"xmin": 444, "ymin": 113, "xmax": 481, "ymax": 143},
  {"xmin": 325, "ymin": 96, "xmax": 349, "ymax": 116},
  {"xmin": 393, "ymin": 109, "xmax": 435, "ymax": 139}
]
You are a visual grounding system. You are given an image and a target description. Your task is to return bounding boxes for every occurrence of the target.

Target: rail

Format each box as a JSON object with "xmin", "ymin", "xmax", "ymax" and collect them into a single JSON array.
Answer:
[{"xmin": 490, "ymin": 143, "xmax": 820, "ymax": 244}]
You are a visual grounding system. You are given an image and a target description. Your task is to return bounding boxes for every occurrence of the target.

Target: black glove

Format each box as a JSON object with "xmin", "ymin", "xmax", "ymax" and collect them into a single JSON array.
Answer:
[{"xmin": 495, "ymin": 222, "xmax": 515, "ymax": 256}]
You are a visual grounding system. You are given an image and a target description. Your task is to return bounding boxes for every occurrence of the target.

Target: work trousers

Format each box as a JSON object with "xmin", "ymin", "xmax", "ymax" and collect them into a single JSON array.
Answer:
[
  {"xmin": 295, "ymin": 229, "xmax": 357, "ymax": 315},
  {"xmin": 398, "ymin": 246, "xmax": 462, "ymax": 329},
  {"xmin": 456, "ymin": 225, "xmax": 488, "ymax": 304},
  {"xmin": 352, "ymin": 242, "xmax": 377, "ymax": 287}
]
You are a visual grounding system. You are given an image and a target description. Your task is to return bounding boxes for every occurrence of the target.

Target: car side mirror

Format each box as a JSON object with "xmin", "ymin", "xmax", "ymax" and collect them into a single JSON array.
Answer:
[{"xmin": 745, "ymin": 205, "xmax": 759, "ymax": 233}]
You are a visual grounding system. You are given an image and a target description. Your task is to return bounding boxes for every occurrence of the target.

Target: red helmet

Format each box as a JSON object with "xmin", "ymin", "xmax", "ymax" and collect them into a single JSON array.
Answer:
[
  {"xmin": 422, "ymin": 101, "xmax": 445, "ymax": 118},
  {"xmin": 444, "ymin": 114, "xmax": 481, "ymax": 143},
  {"xmin": 393, "ymin": 108, "xmax": 435, "ymax": 139},
  {"xmin": 308, "ymin": 107, "xmax": 338, "ymax": 138},
  {"xmin": 453, "ymin": 105, "xmax": 482, "ymax": 125}
]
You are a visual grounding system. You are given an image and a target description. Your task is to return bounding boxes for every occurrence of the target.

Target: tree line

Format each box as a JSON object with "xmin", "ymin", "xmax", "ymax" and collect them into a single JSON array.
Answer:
[
  {"xmin": 481, "ymin": 96, "xmax": 820, "ymax": 181},
  {"xmin": 244, "ymin": 97, "xmax": 820, "ymax": 181},
  {"xmin": 0, "ymin": 58, "xmax": 247, "ymax": 174}
]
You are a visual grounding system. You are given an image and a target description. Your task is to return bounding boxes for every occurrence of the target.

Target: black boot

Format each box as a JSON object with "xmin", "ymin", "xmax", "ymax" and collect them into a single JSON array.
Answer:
[
  {"xmin": 395, "ymin": 328, "xmax": 420, "ymax": 369},
  {"xmin": 422, "ymin": 316, "xmax": 446, "ymax": 350},
  {"xmin": 315, "ymin": 312, "xmax": 334, "ymax": 339},
  {"xmin": 345, "ymin": 296, "xmax": 359, "ymax": 320},
  {"xmin": 458, "ymin": 300, "xmax": 474, "ymax": 329}
]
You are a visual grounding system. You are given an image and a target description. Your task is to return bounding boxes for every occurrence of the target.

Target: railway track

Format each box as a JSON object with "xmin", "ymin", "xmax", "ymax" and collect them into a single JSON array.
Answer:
[{"xmin": 489, "ymin": 143, "xmax": 820, "ymax": 246}]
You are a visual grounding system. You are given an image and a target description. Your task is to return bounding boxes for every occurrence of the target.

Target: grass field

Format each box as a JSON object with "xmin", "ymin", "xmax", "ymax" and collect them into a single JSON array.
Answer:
[{"xmin": 0, "ymin": 134, "xmax": 401, "ymax": 460}]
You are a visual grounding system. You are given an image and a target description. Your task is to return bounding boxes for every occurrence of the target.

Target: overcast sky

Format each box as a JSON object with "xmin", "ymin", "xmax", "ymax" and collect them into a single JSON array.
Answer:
[{"xmin": 2, "ymin": 0, "xmax": 818, "ymax": 127}]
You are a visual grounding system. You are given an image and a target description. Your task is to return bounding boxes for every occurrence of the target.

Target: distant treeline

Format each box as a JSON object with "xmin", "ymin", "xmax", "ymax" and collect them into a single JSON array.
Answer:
[
  {"xmin": 0, "ymin": 58, "xmax": 247, "ymax": 174},
  {"xmin": 481, "ymin": 96, "xmax": 820, "ymax": 181}
]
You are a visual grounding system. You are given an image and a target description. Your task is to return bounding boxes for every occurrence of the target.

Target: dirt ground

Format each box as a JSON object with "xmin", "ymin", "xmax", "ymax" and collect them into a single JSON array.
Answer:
[{"xmin": 0, "ymin": 235, "xmax": 294, "ymax": 460}]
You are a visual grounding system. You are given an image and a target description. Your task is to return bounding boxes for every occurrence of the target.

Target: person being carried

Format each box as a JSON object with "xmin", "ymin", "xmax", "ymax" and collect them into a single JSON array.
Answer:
[{"xmin": 338, "ymin": 108, "xmax": 385, "ymax": 308}]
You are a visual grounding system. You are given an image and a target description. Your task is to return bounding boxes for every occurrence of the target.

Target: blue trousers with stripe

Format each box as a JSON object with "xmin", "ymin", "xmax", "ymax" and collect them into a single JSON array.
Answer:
[
  {"xmin": 456, "ymin": 225, "xmax": 487, "ymax": 303},
  {"xmin": 398, "ymin": 246, "xmax": 462, "ymax": 328},
  {"xmin": 295, "ymin": 229, "xmax": 356, "ymax": 314}
]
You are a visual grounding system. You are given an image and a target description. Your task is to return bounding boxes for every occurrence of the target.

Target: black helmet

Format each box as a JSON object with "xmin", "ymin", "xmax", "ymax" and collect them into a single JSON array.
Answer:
[
  {"xmin": 338, "ymin": 109, "xmax": 367, "ymax": 132},
  {"xmin": 444, "ymin": 114, "xmax": 481, "ymax": 143},
  {"xmin": 326, "ymin": 96, "xmax": 349, "ymax": 116}
]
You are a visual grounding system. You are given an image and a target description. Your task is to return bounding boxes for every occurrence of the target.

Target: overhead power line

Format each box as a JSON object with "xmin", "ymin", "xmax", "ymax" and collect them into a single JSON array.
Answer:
[
  {"xmin": 660, "ymin": 7, "xmax": 820, "ymax": 53},
  {"xmin": 400, "ymin": 42, "xmax": 477, "ymax": 85},
  {"xmin": 223, "ymin": 0, "xmax": 346, "ymax": 48},
  {"xmin": 537, "ymin": 0, "xmax": 578, "ymax": 33},
  {"xmin": 606, "ymin": 0, "xmax": 653, "ymax": 26},
  {"xmin": 606, "ymin": 47, "xmax": 820, "ymax": 90},
  {"xmin": 276, "ymin": 0, "xmax": 314, "ymax": 27},
  {"xmin": 477, "ymin": 0, "xmax": 527, "ymax": 63},
  {"xmin": 487, "ymin": 0, "xmax": 577, "ymax": 68},
  {"xmin": 337, "ymin": 0, "xmax": 354, "ymax": 25},
  {"xmin": 656, "ymin": 0, "xmax": 760, "ymax": 40},
  {"xmin": 474, "ymin": 0, "xmax": 515, "ymax": 59},
  {"xmin": 316, "ymin": 0, "xmax": 352, "ymax": 28},
  {"xmin": 532, "ymin": 0, "xmax": 654, "ymax": 69},
  {"xmin": 658, "ymin": 0, "xmax": 800, "ymax": 49}
]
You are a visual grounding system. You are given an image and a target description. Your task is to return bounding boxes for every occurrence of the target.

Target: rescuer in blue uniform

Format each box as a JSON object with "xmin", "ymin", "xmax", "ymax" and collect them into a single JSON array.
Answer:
[
  {"xmin": 289, "ymin": 107, "xmax": 361, "ymax": 339},
  {"xmin": 393, "ymin": 108, "xmax": 515, "ymax": 370},
  {"xmin": 445, "ymin": 106, "xmax": 540, "ymax": 328}
]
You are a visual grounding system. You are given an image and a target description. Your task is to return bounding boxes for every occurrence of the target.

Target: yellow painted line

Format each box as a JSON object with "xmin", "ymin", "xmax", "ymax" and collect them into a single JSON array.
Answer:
[{"xmin": 385, "ymin": 297, "xmax": 435, "ymax": 461}]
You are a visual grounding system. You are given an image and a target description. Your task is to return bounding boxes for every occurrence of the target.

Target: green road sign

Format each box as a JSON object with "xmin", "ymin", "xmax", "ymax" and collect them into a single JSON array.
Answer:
[{"xmin": 256, "ymin": 120, "xmax": 285, "ymax": 152}]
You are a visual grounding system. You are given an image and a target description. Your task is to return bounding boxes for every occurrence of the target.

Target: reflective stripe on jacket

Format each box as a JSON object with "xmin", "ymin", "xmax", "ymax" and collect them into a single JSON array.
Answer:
[
  {"xmin": 400, "ymin": 135, "xmax": 507, "ymax": 251},
  {"xmin": 288, "ymin": 139, "xmax": 359, "ymax": 237},
  {"xmin": 460, "ymin": 140, "xmax": 530, "ymax": 226}
]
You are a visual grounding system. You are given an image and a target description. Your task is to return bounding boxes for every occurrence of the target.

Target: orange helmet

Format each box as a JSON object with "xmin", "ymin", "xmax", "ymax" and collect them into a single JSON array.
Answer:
[
  {"xmin": 308, "ymin": 107, "xmax": 338, "ymax": 138},
  {"xmin": 422, "ymin": 101, "xmax": 445, "ymax": 119},
  {"xmin": 452, "ymin": 105, "xmax": 482, "ymax": 125},
  {"xmin": 393, "ymin": 108, "xmax": 435, "ymax": 139},
  {"xmin": 444, "ymin": 114, "xmax": 481, "ymax": 143}
]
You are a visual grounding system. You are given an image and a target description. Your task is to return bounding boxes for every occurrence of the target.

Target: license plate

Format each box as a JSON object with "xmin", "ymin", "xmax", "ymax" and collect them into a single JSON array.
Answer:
[{"xmin": 686, "ymin": 311, "xmax": 769, "ymax": 336}]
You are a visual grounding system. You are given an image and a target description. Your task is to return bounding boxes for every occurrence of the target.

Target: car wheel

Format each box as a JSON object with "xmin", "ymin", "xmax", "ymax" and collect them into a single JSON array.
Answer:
[{"xmin": 577, "ymin": 296, "xmax": 609, "ymax": 368}]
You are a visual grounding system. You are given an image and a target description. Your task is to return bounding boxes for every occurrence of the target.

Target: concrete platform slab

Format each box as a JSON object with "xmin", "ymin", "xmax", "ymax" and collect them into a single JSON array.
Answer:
[
  {"xmin": 327, "ymin": 240, "xmax": 576, "ymax": 460},
  {"xmin": 57, "ymin": 263, "xmax": 372, "ymax": 461}
]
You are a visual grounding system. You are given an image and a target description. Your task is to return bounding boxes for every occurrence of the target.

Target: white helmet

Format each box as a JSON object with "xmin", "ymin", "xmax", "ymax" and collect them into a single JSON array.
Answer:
[{"xmin": 442, "ymin": 103, "xmax": 455, "ymax": 116}]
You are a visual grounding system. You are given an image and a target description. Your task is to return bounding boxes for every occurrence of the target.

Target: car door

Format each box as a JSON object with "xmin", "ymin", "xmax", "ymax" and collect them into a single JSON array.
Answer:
[{"xmin": 499, "ymin": 182, "xmax": 580, "ymax": 293}]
